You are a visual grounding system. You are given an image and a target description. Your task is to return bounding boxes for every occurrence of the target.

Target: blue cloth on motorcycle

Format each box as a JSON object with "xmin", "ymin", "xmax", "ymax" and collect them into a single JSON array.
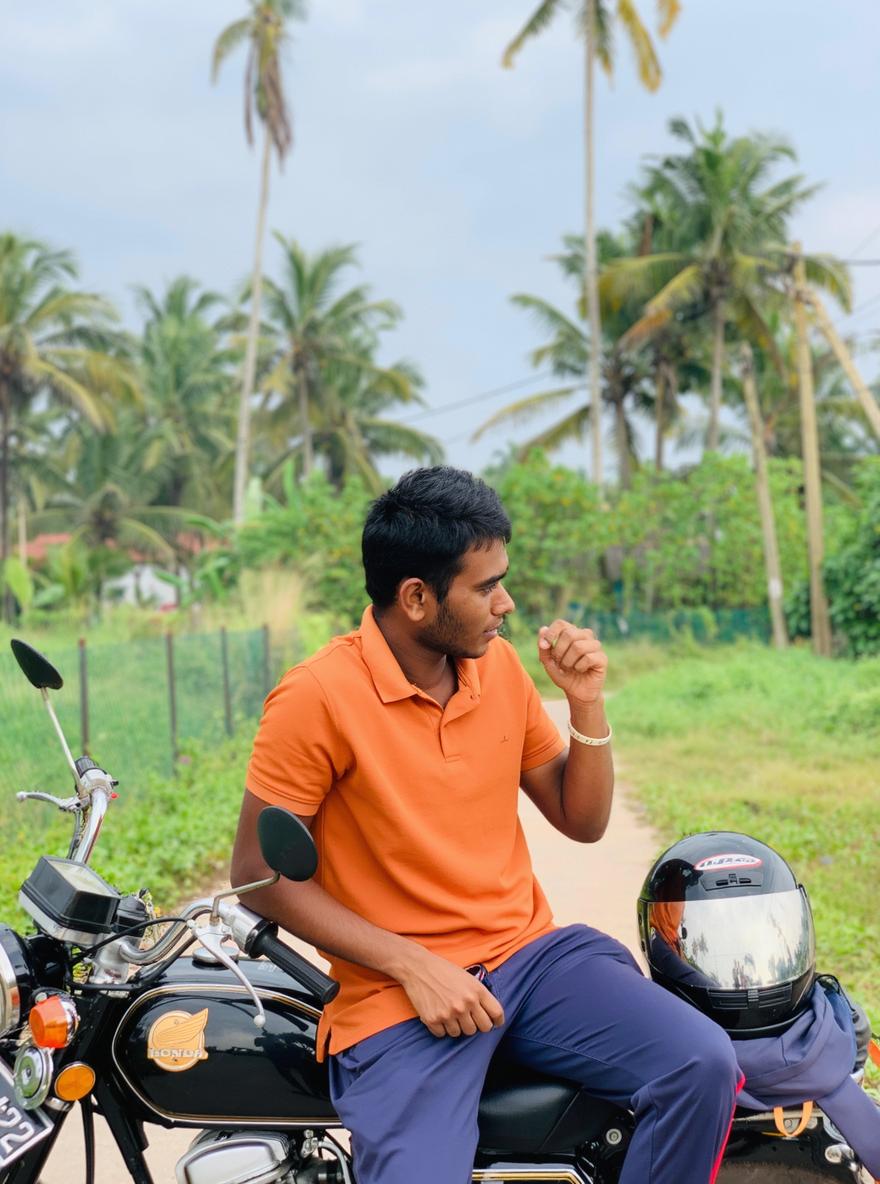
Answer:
[{"xmin": 733, "ymin": 979, "xmax": 880, "ymax": 1176}]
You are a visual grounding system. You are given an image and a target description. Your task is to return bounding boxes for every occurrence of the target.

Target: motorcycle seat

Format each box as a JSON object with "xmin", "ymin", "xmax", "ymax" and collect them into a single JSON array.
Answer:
[{"xmin": 477, "ymin": 1057, "xmax": 624, "ymax": 1155}]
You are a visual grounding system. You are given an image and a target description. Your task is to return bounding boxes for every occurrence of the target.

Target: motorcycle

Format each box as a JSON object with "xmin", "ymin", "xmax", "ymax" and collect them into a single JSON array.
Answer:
[{"xmin": 0, "ymin": 639, "xmax": 873, "ymax": 1184}]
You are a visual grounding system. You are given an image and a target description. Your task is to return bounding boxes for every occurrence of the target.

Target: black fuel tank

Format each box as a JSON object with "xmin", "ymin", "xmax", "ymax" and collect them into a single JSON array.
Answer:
[{"xmin": 111, "ymin": 956, "xmax": 338, "ymax": 1128}]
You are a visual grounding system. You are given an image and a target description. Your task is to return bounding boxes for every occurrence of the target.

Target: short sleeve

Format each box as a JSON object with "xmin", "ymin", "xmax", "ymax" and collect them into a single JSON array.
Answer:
[
  {"xmin": 246, "ymin": 666, "xmax": 349, "ymax": 815},
  {"xmin": 520, "ymin": 670, "xmax": 567, "ymax": 772}
]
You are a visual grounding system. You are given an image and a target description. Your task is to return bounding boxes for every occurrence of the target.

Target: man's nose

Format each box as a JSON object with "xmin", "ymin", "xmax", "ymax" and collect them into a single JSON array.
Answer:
[{"xmin": 494, "ymin": 586, "xmax": 515, "ymax": 615}]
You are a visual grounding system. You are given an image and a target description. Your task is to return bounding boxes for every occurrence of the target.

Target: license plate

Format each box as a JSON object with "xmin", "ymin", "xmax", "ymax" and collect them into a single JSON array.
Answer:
[{"xmin": 0, "ymin": 1059, "xmax": 53, "ymax": 1170}]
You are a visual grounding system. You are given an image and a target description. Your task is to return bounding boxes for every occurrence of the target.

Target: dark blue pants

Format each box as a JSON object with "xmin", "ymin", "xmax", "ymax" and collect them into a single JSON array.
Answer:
[{"xmin": 330, "ymin": 925, "xmax": 742, "ymax": 1183}]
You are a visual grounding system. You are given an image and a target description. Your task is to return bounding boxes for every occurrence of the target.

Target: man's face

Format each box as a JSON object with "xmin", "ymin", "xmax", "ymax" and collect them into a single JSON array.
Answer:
[{"xmin": 418, "ymin": 539, "xmax": 515, "ymax": 660}]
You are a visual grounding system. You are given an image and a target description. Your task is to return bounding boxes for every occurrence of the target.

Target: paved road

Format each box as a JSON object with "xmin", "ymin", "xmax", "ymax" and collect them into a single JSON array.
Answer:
[{"xmin": 42, "ymin": 698, "xmax": 658, "ymax": 1183}]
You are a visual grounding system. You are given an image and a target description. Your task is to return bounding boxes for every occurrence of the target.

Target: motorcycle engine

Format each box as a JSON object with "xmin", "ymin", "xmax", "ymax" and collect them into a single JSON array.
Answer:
[{"xmin": 175, "ymin": 1130, "xmax": 345, "ymax": 1184}]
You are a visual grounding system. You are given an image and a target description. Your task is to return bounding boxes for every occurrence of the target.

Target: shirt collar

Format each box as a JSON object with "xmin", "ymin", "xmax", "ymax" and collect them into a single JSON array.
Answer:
[{"xmin": 359, "ymin": 605, "xmax": 482, "ymax": 705}]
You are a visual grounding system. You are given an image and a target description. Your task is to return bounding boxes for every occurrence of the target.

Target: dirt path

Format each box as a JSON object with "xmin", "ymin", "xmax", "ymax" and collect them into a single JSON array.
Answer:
[{"xmin": 42, "ymin": 699, "xmax": 659, "ymax": 1183}]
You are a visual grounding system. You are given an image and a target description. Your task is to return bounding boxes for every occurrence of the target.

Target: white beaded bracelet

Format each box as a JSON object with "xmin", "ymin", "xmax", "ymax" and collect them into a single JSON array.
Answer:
[{"xmin": 567, "ymin": 720, "xmax": 613, "ymax": 747}]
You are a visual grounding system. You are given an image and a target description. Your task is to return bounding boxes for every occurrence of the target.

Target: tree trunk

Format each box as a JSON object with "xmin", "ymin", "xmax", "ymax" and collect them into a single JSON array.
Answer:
[
  {"xmin": 792, "ymin": 243, "xmax": 832, "ymax": 657},
  {"xmin": 739, "ymin": 344, "xmax": 788, "ymax": 650},
  {"xmin": 297, "ymin": 367, "xmax": 313, "ymax": 477},
  {"xmin": 0, "ymin": 390, "xmax": 10, "ymax": 624},
  {"xmin": 611, "ymin": 370, "xmax": 630, "ymax": 490},
  {"xmin": 707, "ymin": 298, "xmax": 725, "ymax": 451},
  {"xmin": 17, "ymin": 496, "xmax": 27, "ymax": 567},
  {"xmin": 654, "ymin": 362, "xmax": 665, "ymax": 472},
  {"xmin": 584, "ymin": 3, "xmax": 603, "ymax": 487},
  {"xmin": 806, "ymin": 289, "xmax": 880, "ymax": 440},
  {"xmin": 233, "ymin": 125, "xmax": 273, "ymax": 525}
]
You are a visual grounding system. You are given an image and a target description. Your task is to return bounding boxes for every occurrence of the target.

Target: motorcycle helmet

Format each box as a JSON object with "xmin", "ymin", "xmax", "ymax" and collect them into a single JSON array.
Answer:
[{"xmin": 637, "ymin": 831, "xmax": 815, "ymax": 1038}]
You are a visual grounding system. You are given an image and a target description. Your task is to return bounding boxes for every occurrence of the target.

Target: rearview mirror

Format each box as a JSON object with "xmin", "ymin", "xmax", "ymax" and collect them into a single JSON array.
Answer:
[
  {"xmin": 257, "ymin": 807, "xmax": 318, "ymax": 882},
  {"xmin": 10, "ymin": 640, "xmax": 64, "ymax": 691}
]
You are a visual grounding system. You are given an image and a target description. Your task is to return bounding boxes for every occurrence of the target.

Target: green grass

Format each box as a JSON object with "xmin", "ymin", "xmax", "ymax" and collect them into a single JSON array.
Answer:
[
  {"xmin": 1, "ymin": 735, "xmax": 252, "ymax": 925},
  {"xmin": 609, "ymin": 639, "xmax": 880, "ymax": 1030}
]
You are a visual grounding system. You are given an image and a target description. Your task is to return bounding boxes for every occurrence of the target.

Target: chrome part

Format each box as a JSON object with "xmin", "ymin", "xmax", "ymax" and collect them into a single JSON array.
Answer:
[
  {"xmin": 118, "ymin": 899, "xmax": 213, "ymax": 965},
  {"xmin": 68, "ymin": 765, "xmax": 115, "ymax": 864},
  {"xmin": 16, "ymin": 892, "xmax": 104, "ymax": 948},
  {"xmin": 210, "ymin": 875, "xmax": 279, "ymax": 925},
  {"xmin": 16, "ymin": 762, "xmax": 115, "ymax": 867},
  {"xmin": 824, "ymin": 1142, "xmax": 852, "ymax": 1164},
  {"xmin": 604, "ymin": 1127, "xmax": 623, "ymax": 1146},
  {"xmin": 39, "ymin": 687, "xmax": 88, "ymax": 798},
  {"xmin": 13, "ymin": 1045, "xmax": 53, "ymax": 1110},
  {"xmin": 43, "ymin": 1096, "xmax": 71, "ymax": 1114},
  {"xmin": 300, "ymin": 1131, "xmax": 318, "ymax": 1158},
  {"xmin": 472, "ymin": 1166, "xmax": 588, "ymax": 1182},
  {"xmin": 192, "ymin": 927, "xmax": 267, "ymax": 1028},
  {"xmin": 651, "ymin": 887, "xmax": 814, "ymax": 988},
  {"xmin": 0, "ymin": 941, "xmax": 21, "ymax": 1036},
  {"xmin": 224, "ymin": 902, "xmax": 271, "ymax": 954},
  {"xmin": 175, "ymin": 1129, "xmax": 293, "ymax": 1184}
]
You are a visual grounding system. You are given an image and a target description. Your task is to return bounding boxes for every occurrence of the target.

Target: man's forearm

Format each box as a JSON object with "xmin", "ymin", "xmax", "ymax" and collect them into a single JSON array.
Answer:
[
  {"xmin": 562, "ymin": 694, "xmax": 614, "ymax": 842},
  {"xmin": 244, "ymin": 875, "xmax": 426, "ymax": 982}
]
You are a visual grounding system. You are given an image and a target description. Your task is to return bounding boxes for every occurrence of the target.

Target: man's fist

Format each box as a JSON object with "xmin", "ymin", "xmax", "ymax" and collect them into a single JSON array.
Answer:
[
  {"xmin": 396, "ymin": 948, "xmax": 505, "ymax": 1038},
  {"xmin": 538, "ymin": 619, "xmax": 608, "ymax": 705}
]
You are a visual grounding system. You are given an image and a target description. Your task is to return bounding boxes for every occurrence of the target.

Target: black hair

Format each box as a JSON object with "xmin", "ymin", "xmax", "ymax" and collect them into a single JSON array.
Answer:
[{"xmin": 362, "ymin": 466, "xmax": 511, "ymax": 609}]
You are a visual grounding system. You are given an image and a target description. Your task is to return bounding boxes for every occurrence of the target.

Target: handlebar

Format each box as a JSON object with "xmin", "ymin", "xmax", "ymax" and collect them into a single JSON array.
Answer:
[{"xmin": 247, "ymin": 925, "xmax": 339, "ymax": 1005}]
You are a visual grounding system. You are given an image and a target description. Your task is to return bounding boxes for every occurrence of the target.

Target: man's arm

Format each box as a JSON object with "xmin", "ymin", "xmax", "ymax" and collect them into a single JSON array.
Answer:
[
  {"xmin": 518, "ymin": 620, "xmax": 614, "ymax": 844},
  {"xmin": 231, "ymin": 789, "xmax": 505, "ymax": 1038}
]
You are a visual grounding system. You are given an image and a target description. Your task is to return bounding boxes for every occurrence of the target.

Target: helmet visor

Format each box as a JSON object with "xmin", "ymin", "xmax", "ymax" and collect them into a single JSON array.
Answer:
[{"xmin": 648, "ymin": 888, "xmax": 814, "ymax": 989}]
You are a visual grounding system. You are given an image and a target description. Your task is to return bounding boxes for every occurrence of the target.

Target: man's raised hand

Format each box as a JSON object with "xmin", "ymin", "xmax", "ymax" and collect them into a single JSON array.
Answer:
[{"xmin": 538, "ymin": 619, "xmax": 608, "ymax": 705}]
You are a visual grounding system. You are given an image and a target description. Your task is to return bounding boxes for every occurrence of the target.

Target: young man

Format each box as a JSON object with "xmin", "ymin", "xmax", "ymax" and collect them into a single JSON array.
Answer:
[{"xmin": 232, "ymin": 466, "xmax": 741, "ymax": 1184}]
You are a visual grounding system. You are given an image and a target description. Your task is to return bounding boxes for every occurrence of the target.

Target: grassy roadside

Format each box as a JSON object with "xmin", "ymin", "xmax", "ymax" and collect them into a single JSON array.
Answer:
[
  {"xmin": 1, "ymin": 736, "xmax": 251, "ymax": 924},
  {"xmin": 607, "ymin": 640, "xmax": 880, "ymax": 1029}
]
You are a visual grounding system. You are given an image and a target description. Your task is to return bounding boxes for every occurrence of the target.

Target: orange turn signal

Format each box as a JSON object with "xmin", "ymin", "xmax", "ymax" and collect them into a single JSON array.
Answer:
[
  {"xmin": 54, "ymin": 1063, "xmax": 96, "ymax": 1102},
  {"xmin": 29, "ymin": 995, "xmax": 78, "ymax": 1050}
]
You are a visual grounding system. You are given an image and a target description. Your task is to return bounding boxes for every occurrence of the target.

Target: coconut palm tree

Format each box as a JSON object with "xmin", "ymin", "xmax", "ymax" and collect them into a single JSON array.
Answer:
[
  {"xmin": 473, "ymin": 233, "xmax": 654, "ymax": 488},
  {"xmin": 258, "ymin": 236, "xmax": 413, "ymax": 481},
  {"xmin": 134, "ymin": 277, "xmax": 237, "ymax": 516},
  {"xmin": 0, "ymin": 233, "xmax": 137, "ymax": 614},
  {"xmin": 502, "ymin": 0, "xmax": 681, "ymax": 486},
  {"xmin": 603, "ymin": 115, "xmax": 851, "ymax": 451},
  {"xmin": 261, "ymin": 355, "xmax": 442, "ymax": 493},
  {"xmin": 212, "ymin": 0, "xmax": 304, "ymax": 525}
]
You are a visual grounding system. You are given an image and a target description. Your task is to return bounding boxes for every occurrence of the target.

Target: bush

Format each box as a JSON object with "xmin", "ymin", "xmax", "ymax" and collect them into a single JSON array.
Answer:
[{"xmin": 786, "ymin": 458, "xmax": 880, "ymax": 656}]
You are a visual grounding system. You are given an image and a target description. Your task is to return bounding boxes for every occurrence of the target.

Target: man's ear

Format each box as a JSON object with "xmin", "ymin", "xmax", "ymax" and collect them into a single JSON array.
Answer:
[{"xmin": 398, "ymin": 577, "xmax": 433, "ymax": 623}]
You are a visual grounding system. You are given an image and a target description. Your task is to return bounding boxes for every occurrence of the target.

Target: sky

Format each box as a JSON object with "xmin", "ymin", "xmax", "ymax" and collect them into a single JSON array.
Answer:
[{"xmin": 3, "ymin": 0, "xmax": 880, "ymax": 479}]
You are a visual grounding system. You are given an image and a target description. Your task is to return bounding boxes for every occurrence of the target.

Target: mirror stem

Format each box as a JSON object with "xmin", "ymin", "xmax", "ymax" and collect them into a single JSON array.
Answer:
[
  {"xmin": 41, "ymin": 688, "xmax": 88, "ymax": 798},
  {"xmin": 211, "ymin": 873, "xmax": 280, "ymax": 925}
]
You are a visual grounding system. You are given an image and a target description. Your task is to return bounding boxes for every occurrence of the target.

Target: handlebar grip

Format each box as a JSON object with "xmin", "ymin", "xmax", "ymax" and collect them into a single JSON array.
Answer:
[{"xmin": 249, "ymin": 927, "xmax": 339, "ymax": 1005}]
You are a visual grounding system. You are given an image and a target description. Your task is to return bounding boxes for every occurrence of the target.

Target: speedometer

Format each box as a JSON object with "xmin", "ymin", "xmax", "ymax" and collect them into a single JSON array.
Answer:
[{"xmin": 19, "ymin": 857, "xmax": 120, "ymax": 946}]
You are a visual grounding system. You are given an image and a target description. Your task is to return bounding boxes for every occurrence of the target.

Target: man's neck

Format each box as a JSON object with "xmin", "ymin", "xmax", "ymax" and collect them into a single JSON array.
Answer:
[{"xmin": 373, "ymin": 609, "xmax": 455, "ymax": 700}]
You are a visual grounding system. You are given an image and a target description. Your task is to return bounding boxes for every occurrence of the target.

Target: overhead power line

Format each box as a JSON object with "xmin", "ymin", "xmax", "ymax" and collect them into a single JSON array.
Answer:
[{"xmin": 398, "ymin": 371, "xmax": 557, "ymax": 425}]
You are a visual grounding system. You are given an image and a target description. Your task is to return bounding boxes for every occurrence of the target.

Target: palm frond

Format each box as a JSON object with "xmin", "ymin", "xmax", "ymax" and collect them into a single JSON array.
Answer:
[
  {"xmin": 501, "ymin": 0, "xmax": 566, "ymax": 67},
  {"xmin": 471, "ymin": 386, "xmax": 579, "ymax": 440}
]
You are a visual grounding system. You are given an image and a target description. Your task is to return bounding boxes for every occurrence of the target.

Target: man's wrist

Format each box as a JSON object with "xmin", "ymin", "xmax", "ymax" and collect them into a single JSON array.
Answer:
[
  {"xmin": 567, "ymin": 694, "xmax": 608, "ymax": 736},
  {"xmin": 381, "ymin": 934, "xmax": 431, "ymax": 983}
]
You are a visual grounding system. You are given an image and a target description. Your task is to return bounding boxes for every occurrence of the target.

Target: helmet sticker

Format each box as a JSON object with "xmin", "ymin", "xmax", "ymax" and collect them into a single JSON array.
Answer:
[{"xmin": 694, "ymin": 853, "xmax": 763, "ymax": 873}]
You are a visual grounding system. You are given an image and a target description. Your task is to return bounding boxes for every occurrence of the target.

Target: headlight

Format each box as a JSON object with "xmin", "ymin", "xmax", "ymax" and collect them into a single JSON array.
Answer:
[{"xmin": 0, "ymin": 928, "xmax": 29, "ymax": 1037}]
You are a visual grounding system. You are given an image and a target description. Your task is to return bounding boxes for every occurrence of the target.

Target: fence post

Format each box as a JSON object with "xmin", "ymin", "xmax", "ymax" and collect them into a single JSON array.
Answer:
[
  {"xmin": 165, "ymin": 632, "xmax": 178, "ymax": 773},
  {"xmin": 220, "ymin": 626, "xmax": 233, "ymax": 737},
  {"xmin": 262, "ymin": 624, "xmax": 272, "ymax": 695},
  {"xmin": 78, "ymin": 637, "xmax": 89, "ymax": 755}
]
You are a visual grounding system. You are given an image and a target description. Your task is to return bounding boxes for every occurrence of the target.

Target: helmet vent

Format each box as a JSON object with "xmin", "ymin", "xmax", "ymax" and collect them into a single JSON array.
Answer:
[{"xmin": 707, "ymin": 983, "xmax": 792, "ymax": 1010}]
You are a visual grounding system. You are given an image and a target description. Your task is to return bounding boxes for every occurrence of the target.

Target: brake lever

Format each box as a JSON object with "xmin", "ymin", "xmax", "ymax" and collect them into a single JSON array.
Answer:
[
  {"xmin": 195, "ymin": 924, "xmax": 267, "ymax": 1029},
  {"xmin": 16, "ymin": 791, "xmax": 83, "ymax": 813}
]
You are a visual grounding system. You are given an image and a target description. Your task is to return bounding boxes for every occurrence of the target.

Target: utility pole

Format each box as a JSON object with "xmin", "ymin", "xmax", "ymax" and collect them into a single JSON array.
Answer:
[
  {"xmin": 583, "ymin": 0, "xmax": 603, "ymax": 488},
  {"xmin": 792, "ymin": 243, "xmax": 832, "ymax": 657},
  {"xmin": 739, "ymin": 344, "xmax": 788, "ymax": 650},
  {"xmin": 803, "ymin": 289, "xmax": 880, "ymax": 441}
]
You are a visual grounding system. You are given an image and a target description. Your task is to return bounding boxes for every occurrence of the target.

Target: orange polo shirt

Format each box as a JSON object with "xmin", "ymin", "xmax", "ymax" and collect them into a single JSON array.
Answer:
[{"xmin": 245, "ymin": 606, "xmax": 566, "ymax": 1060}]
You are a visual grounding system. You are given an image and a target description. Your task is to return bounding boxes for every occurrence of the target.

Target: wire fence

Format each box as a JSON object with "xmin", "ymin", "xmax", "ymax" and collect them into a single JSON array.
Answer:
[
  {"xmin": 0, "ymin": 607, "xmax": 771, "ymax": 839},
  {"xmin": 0, "ymin": 626, "xmax": 302, "ymax": 835}
]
